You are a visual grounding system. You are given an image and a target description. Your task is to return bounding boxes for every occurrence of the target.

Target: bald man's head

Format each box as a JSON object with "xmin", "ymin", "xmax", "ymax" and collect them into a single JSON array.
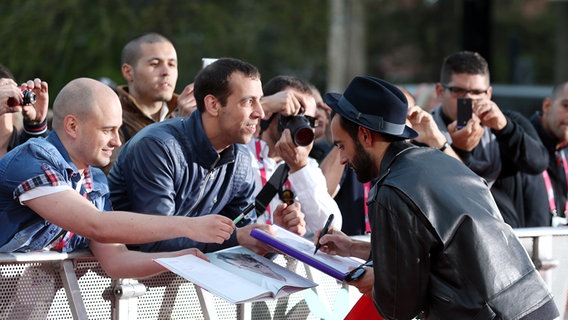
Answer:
[
  {"xmin": 51, "ymin": 77, "xmax": 123, "ymax": 170},
  {"xmin": 52, "ymin": 78, "xmax": 118, "ymax": 132}
]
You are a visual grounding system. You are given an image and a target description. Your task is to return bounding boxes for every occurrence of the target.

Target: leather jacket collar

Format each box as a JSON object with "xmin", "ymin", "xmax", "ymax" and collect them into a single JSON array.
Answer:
[{"xmin": 376, "ymin": 141, "xmax": 419, "ymax": 184}]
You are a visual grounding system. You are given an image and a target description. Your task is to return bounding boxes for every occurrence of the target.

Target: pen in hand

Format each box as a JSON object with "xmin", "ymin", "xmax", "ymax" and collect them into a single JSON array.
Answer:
[
  {"xmin": 233, "ymin": 203, "xmax": 255, "ymax": 225},
  {"xmin": 313, "ymin": 213, "xmax": 334, "ymax": 255}
]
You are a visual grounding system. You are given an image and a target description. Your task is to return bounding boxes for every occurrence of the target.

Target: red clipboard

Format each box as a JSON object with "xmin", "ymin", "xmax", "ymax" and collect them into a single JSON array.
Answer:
[{"xmin": 344, "ymin": 295, "xmax": 384, "ymax": 320}]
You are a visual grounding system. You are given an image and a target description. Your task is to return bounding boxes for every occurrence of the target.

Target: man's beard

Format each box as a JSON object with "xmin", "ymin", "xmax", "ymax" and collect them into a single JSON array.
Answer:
[{"xmin": 351, "ymin": 140, "xmax": 377, "ymax": 183}]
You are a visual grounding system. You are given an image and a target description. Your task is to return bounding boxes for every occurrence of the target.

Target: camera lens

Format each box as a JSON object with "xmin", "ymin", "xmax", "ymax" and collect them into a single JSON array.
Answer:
[
  {"xmin": 22, "ymin": 89, "xmax": 37, "ymax": 105},
  {"xmin": 292, "ymin": 126, "xmax": 315, "ymax": 146},
  {"xmin": 285, "ymin": 116, "xmax": 315, "ymax": 146}
]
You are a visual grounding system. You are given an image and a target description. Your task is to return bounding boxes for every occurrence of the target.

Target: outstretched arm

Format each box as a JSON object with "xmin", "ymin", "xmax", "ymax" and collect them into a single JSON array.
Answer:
[
  {"xmin": 25, "ymin": 190, "xmax": 236, "ymax": 245},
  {"xmin": 89, "ymin": 241, "xmax": 208, "ymax": 279}
]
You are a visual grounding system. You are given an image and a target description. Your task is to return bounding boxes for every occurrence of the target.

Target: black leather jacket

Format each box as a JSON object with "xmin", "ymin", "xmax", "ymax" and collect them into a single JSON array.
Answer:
[{"xmin": 369, "ymin": 142, "xmax": 558, "ymax": 320}]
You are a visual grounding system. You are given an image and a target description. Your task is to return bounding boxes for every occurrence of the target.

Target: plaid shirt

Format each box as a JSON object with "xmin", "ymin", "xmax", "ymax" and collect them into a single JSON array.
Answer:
[{"xmin": 0, "ymin": 131, "xmax": 110, "ymax": 253}]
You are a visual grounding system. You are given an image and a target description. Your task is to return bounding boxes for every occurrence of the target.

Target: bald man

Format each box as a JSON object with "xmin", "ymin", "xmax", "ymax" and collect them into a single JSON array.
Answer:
[{"xmin": 0, "ymin": 78, "xmax": 236, "ymax": 278}]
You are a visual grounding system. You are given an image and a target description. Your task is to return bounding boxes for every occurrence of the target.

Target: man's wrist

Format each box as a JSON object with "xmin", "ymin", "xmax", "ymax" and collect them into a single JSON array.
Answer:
[
  {"xmin": 23, "ymin": 117, "xmax": 48, "ymax": 135},
  {"xmin": 438, "ymin": 141, "xmax": 450, "ymax": 152}
]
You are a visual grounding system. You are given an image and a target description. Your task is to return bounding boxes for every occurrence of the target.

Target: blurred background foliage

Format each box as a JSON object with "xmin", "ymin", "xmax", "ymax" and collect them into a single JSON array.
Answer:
[{"xmin": 0, "ymin": 0, "xmax": 563, "ymax": 103}]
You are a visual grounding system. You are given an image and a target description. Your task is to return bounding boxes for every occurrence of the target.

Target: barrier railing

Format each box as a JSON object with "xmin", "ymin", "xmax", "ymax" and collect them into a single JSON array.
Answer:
[
  {"xmin": 0, "ymin": 250, "xmax": 359, "ymax": 320},
  {"xmin": 1, "ymin": 227, "xmax": 566, "ymax": 320}
]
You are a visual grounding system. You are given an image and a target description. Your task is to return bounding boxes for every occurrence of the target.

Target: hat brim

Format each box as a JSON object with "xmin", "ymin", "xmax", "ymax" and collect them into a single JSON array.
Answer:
[{"xmin": 324, "ymin": 92, "xmax": 418, "ymax": 140}]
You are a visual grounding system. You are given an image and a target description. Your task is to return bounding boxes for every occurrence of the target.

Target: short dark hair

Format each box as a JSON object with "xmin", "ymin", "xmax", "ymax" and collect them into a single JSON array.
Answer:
[
  {"xmin": 260, "ymin": 75, "xmax": 313, "ymax": 129},
  {"xmin": 262, "ymin": 75, "xmax": 312, "ymax": 96},
  {"xmin": 440, "ymin": 51, "xmax": 490, "ymax": 84},
  {"xmin": 121, "ymin": 32, "xmax": 172, "ymax": 66},
  {"xmin": 193, "ymin": 57, "xmax": 260, "ymax": 112},
  {"xmin": 0, "ymin": 64, "xmax": 15, "ymax": 80},
  {"xmin": 333, "ymin": 111, "xmax": 402, "ymax": 143}
]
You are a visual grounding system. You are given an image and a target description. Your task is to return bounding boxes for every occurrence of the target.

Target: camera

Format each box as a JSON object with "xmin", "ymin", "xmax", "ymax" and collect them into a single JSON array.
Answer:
[
  {"xmin": 7, "ymin": 89, "xmax": 37, "ymax": 107},
  {"xmin": 278, "ymin": 113, "xmax": 315, "ymax": 146}
]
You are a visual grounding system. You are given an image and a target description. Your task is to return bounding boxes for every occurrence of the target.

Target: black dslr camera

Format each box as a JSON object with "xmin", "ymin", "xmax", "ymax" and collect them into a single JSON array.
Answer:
[
  {"xmin": 278, "ymin": 113, "xmax": 316, "ymax": 146},
  {"xmin": 7, "ymin": 89, "xmax": 37, "ymax": 107}
]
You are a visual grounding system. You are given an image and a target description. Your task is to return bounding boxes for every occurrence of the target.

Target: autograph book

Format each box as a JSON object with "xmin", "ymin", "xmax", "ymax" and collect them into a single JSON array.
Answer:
[
  {"xmin": 154, "ymin": 246, "xmax": 316, "ymax": 304},
  {"xmin": 250, "ymin": 225, "xmax": 363, "ymax": 281}
]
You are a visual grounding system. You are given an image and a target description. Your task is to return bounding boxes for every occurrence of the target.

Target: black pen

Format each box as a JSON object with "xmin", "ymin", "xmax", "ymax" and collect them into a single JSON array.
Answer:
[{"xmin": 313, "ymin": 213, "xmax": 334, "ymax": 255}]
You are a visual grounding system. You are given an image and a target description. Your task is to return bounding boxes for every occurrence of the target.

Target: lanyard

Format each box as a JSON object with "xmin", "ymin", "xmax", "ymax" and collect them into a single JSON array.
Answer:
[
  {"xmin": 541, "ymin": 150, "xmax": 568, "ymax": 216},
  {"xmin": 255, "ymin": 139, "xmax": 272, "ymax": 223},
  {"xmin": 363, "ymin": 182, "xmax": 371, "ymax": 233}
]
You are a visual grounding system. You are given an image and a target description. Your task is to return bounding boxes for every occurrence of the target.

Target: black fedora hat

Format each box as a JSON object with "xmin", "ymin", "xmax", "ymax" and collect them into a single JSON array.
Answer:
[{"xmin": 324, "ymin": 76, "xmax": 418, "ymax": 140}]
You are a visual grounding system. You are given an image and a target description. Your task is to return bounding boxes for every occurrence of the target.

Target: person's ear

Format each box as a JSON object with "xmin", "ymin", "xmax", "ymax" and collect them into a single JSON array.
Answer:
[
  {"xmin": 121, "ymin": 64, "xmax": 133, "ymax": 83},
  {"xmin": 542, "ymin": 97, "xmax": 552, "ymax": 114},
  {"xmin": 203, "ymin": 94, "xmax": 220, "ymax": 116},
  {"xmin": 486, "ymin": 86, "xmax": 493, "ymax": 100},
  {"xmin": 434, "ymin": 83, "xmax": 445, "ymax": 99},
  {"xmin": 357, "ymin": 126, "xmax": 373, "ymax": 147},
  {"xmin": 63, "ymin": 115, "xmax": 79, "ymax": 138}
]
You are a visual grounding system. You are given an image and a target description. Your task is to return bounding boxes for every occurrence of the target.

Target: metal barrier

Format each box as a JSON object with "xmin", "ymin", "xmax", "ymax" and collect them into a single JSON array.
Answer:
[
  {"xmin": 0, "ymin": 250, "xmax": 359, "ymax": 320},
  {"xmin": 514, "ymin": 227, "xmax": 568, "ymax": 320},
  {"xmin": 1, "ymin": 227, "xmax": 566, "ymax": 320}
]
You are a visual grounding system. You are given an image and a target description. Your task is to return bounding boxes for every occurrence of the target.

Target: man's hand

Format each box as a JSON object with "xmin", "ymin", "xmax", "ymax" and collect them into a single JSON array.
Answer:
[
  {"xmin": 315, "ymin": 228, "xmax": 354, "ymax": 257},
  {"xmin": 407, "ymin": 105, "xmax": 447, "ymax": 148},
  {"xmin": 273, "ymin": 202, "xmax": 306, "ymax": 236},
  {"xmin": 274, "ymin": 129, "xmax": 310, "ymax": 172},
  {"xmin": 260, "ymin": 90, "xmax": 303, "ymax": 119},
  {"xmin": 0, "ymin": 78, "xmax": 24, "ymax": 116},
  {"xmin": 473, "ymin": 98, "xmax": 507, "ymax": 131},
  {"xmin": 176, "ymin": 83, "xmax": 197, "ymax": 117},
  {"xmin": 347, "ymin": 267, "xmax": 374, "ymax": 297},
  {"xmin": 447, "ymin": 116, "xmax": 484, "ymax": 152},
  {"xmin": 177, "ymin": 247, "xmax": 210, "ymax": 262},
  {"xmin": 236, "ymin": 223, "xmax": 275, "ymax": 255},
  {"xmin": 20, "ymin": 78, "xmax": 49, "ymax": 124},
  {"xmin": 187, "ymin": 214, "xmax": 235, "ymax": 244}
]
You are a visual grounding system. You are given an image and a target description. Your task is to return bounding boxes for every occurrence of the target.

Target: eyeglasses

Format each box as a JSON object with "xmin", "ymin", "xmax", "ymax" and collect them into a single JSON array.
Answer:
[{"xmin": 442, "ymin": 84, "xmax": 489, "ymax": 97}]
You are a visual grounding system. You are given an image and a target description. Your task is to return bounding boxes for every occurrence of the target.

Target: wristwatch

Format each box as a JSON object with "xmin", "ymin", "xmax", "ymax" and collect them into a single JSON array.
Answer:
[
  {"xmin": 438, "ymin": 141, "xmax": 450, "ymax": 152},
  {"xmin": 344, "ymin": 260, "xmax": 373, "ymax": 282}
]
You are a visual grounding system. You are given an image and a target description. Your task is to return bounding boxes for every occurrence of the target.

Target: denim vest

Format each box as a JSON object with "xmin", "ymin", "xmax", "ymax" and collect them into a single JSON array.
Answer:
[{"xmin": 0, "ymin": 132, "xmax": 111, "ymax": 253}]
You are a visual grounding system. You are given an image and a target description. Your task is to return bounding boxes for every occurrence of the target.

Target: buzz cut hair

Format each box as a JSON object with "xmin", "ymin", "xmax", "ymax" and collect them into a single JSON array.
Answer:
[{"xmin": 121, "ymin": 32, "xmax": 172, "ymax": 66}]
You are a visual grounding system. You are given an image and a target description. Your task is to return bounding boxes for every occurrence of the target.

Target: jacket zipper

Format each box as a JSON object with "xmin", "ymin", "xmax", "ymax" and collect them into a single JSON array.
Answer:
[{"xmin": 187, "ymin": 157, "xmax": 220, "ymax": 214}]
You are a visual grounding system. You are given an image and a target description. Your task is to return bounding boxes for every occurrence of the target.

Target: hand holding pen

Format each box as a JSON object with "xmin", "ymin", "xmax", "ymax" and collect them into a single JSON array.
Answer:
[
  {"xmin": 313, "ymin": 214, "xmax": 334, "ymax": 255},
  {"xmin": 233, "ymin": 203, "xmax": 256, "ymax": 225}
]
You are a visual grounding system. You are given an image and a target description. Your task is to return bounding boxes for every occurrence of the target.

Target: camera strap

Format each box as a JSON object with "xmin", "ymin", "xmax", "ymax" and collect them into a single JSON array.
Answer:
[{"xmin": 255, "ymin": 163, "xmax": 290, "ymax": 217}]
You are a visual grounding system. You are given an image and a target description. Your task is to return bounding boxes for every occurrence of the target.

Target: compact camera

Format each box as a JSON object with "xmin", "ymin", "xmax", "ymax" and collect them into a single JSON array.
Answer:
[
  {"xmin": 7, "ymin": 89, "xmax": 37, "ymax": 107},
  {"xmin": 278, "ymin": 113, "xmax": 316, "ymax": 147}
]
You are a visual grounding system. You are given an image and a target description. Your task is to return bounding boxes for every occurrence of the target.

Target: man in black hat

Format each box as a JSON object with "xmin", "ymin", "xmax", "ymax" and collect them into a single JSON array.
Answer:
[{"xmin": 316, "ymin": 76, "xmax": 558, "ymax": 319}]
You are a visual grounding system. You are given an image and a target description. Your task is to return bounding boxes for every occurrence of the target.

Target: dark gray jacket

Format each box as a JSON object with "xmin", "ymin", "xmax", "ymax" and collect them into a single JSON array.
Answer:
[
  {"xmin": 369, "ymin": 142, "xmax": 558, "ymax": 319},
  {"xmin": 108, "ymin": 111, "xmax": 256, "ymax": 253}
]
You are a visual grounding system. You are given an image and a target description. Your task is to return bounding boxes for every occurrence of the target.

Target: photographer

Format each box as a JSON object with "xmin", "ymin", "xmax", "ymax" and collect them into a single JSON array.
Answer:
[
  {"xmin": 427, "ymin": 51, "xmax": 549, "ymax": 227},
  {"xmin": 0, "ymin": 64, "xmax": 49, "ymax": 158},
  {"xmin": 251, "ymin": 75, "xmax": 341, "ymax": 237}
]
